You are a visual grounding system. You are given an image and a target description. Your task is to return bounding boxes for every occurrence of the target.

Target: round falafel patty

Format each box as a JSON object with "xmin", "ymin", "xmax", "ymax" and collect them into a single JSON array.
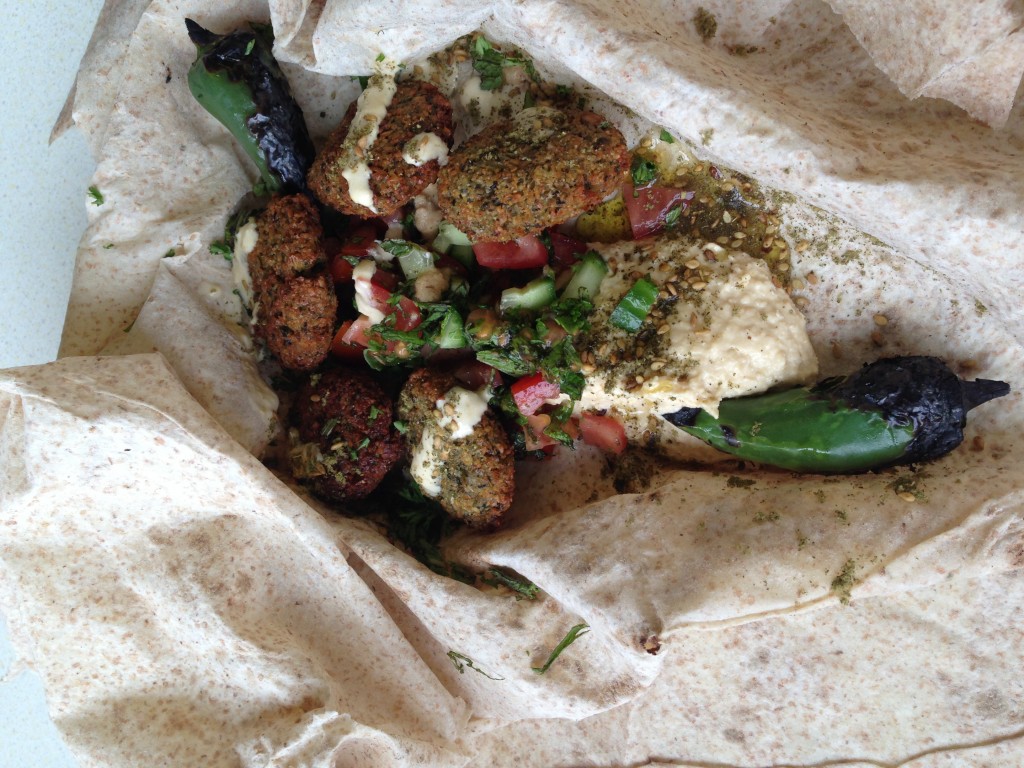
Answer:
[
  {"xmin": 436, "ymin": 106, "xmax": 630, "ymax": 242},
  {"xmin": 397, "ymin": 368, "xmax": 514, "ymax": 528},
  {"xmin": 248, "ymin": 194, "xmax": 337, "ymax": 371},
  {"xmin": 307, "ymin": 80, "xmax": 453, "ymax": 218},
  {"xmin": 291, "ymin": 368, "xmax": 405, "ymax": 502}
]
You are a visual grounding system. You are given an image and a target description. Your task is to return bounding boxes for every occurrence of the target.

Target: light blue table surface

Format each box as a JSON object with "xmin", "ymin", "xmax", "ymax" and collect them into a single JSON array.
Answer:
[{"xmin": 1, "ymin": 1, "xmax": 105, "ymax": 766}]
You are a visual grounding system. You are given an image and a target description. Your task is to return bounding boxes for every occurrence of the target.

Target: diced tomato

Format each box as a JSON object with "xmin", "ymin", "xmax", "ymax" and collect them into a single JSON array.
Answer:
[
  {"xmin": 547, "ymin": 230, "xmax": 588, "ymax": 270},
  {"xmin": 622, "ymin": 182, "xmax": 692, "ymax": 239},
  {"xmin": 340, "ymin": 315, "xmax": 374, "ymax": 348},
  {"xmin": 435, "ymin": 253, "xmax": 469, "ymax": 278},
  {"xmin": 453, "ymin": 360, "xmax": 503, "ymax": 390},
  {"xmin": 357, "ymin": 280, "xmax": 393, "ymax": 316},
  {"xmin": 338, "ymin": 223, "xmax": 380, "ymax": 258},
  {"xmin": 370, "ymin": 268, "xmax": 399, "ymax": 291},
  {"xmin": 510, "ymin": 372, "xmax": 561, "ymax": 416},
  {"xmin": 330, "ymin": 254, "xmax": 355, "ymax": 283},
  {"xmin": 392, "ymin": 295, "xmax": 422, "ymax": 332},
  {"xmin": 331, "ymin": 320, "xmax": 367, "ymax": 360},
  {"xmin": 523, "ymin": 414, "xmax": 557, "ymax": 451},
  {"xmin": 473, "ymin": 235, "xmax": 549, "ymax": 270},
  {"xmin": 579, "ymin": 412, "xmax": 627, "ymax": 454}
]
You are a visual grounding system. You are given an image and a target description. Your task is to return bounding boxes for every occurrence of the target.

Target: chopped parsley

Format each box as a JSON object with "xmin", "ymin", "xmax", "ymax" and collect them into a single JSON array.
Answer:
[
  {"xmin": 630, "ymin": 156, "xmax": 658, "ymax": 187},
  {"xmin": 210, "ymin": 241, "xmax": 233, "ymax": 259},
  {"xmin": 659, "ymin": 129, "xmax": 676, "ymax": 143},
  {"xmin": 320, "ymin": 417, "xmax": 340, "ymax": 438},
  {"xmin": 87, "ymin": 186, "xmax": 105, "ymax": 206},
  {"xmin": 532, "ymin": 623, "xmax": 590, "ymax": 674},
  {"xmin": 244, "ymin": 38, "xmax": 255, "ymax": 55},
  {"xmin": 448, "ymin": 651, "xmax": 504, "ymax": 680},
  {"xmin": 471, "ymin": 36, "xmax": 539, "ymax": 91},
  {"xmin": 483, "ymin": 567, "xmax": 540, "ymax": 600}
]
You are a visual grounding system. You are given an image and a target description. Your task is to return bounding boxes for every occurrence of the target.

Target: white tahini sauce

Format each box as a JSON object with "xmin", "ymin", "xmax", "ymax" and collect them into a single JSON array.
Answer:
[
  {"xmin": 436, "ymin": 386, "xmax": 490, "ymax": 439},
  {"xmin": 411, "ymin": 430, "xmax": 443, "ymax": 497},
  {"xmin": 340, "ymin": 64, "xmax": 399, "ymax": 213},
  {"xmin": 409, "ymin": 385, "xmax": 491, "ymax": 497},
  {"xmin": 352, "ymin": 259, "xmax": 385, "ymax": 324},
  {"xmin": 231, "ymin": 219, "xmax": 259, "ymax": 309},
  {"xmin": 402, "ymin": 132, "xmax": 449, "ymax": 167}
]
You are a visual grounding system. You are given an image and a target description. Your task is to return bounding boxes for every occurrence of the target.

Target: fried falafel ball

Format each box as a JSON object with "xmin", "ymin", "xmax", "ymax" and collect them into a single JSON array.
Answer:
[
  {"xmin": 397, "ymin": 368, "xmax": 514, "ymax": 529},
  {"xmin": 307, "ymin": 80, "xmax": 454, "ymax": 219},
  {"xmin": 249, "ymin": 194, "xmax": 337, "ymax": 371},
  {"xmin": 290, "ymin": 368, "xmax": 404, "ymax": 502},
  {"xmin": 436, "ymin": 106, "xmax": 630, "ymax": 242}
]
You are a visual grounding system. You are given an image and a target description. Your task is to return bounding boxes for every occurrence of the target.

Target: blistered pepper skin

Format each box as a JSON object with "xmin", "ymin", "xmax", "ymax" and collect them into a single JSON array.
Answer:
[
  {"xmin": 185, "ymin": 18, "xmax": 314, "ymax": 193},
  {"xmin": 663, "ymin": 356, "xmax": 1010, "ymax": 474}
]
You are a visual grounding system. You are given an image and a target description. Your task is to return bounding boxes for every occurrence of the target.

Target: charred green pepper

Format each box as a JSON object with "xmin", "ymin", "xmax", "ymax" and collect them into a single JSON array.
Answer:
[
  {"xmin": 663, "ymin": 356, "xmax": 1010, "ymax": 473},
  {"xmin": 185, "ymin": 18, "xmax": 314, "ymax": 193}
]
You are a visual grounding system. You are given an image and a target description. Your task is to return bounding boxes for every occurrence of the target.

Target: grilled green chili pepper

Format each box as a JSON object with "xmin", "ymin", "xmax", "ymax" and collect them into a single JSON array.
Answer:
[
  {"xmin": 185, "ymin": 18, "xmax": 314, "ymax": 193},
  {"xmin": 663, "ymin": 356, "xmax": 1010, "ymax": 473}
]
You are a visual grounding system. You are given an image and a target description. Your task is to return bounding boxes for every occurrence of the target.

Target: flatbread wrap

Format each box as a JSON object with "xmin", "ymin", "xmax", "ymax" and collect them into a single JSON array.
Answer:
[{"xmin": 3, "ymin": 1, "xmax": 1024, "ymax": 766}]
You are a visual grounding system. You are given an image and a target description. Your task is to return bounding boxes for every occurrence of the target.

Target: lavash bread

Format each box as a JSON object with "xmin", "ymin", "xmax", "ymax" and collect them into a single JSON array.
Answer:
[{"xmin": 3, "ymin": 0, "xmax": 1021, "ymax": 765}]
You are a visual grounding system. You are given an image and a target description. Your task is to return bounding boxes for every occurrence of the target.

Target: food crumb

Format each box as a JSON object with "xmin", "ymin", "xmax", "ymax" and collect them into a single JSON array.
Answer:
[
  {"xmin": 693, "ymin": 7, "xmax": 718, "ymax": 40},
  {"xmin": 830, "ymin": 558, "xmax": 857, "ymax": 604}
]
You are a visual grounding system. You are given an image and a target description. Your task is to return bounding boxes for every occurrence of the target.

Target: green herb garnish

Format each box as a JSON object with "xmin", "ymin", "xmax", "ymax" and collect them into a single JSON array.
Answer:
[
  {"xmin": 471, "ymin": 36, "xmax": 539, "ymax": 91},
  {"xmin": 87, "ymin": 186, "xmax": 105, "ymax": 206},
  {"xmin": 321, "ymin": 417, "xmax": 340, "ymax": 438},
  {"xmin": 630, "ymin": 156, "xmax": 658, "ymax": 187},
  {"xmin": 532, "ymin": 623, "xmax": 590, "ymax": 674},
  {"xmin": 659, "ymin": 129, "xmax": 675, "ymax": 143},
  {"xmin": 210, "ymin": 241, "xmax": 233, "ymax": 259},
  {"xmin": 448, "ymin": 651, "xmax": 504, "ymax": 680},
  {"xmin": 483, "ymin": 567, "xmax": 540, "ymax": 600}
]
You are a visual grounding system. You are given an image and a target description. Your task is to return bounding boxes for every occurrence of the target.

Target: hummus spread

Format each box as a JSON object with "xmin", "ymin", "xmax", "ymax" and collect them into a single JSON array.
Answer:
[{"xmin": 579, "ymin": 238, "xmax": 818, "ymax": 419}]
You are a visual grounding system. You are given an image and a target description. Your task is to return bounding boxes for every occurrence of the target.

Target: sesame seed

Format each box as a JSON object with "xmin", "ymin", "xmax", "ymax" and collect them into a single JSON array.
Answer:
[
  {"xmin": 685, "ymin": 258, "xmax": 701, "ymax": 270},
  {"xmin": 722, "ymin": 211, "xmax": 733, "ymax": 223},
  {"xmin": 691, "ymin": 280, "xmax": 708, "ymax": 291},
  {"xmin": 806, "ymin": 271, "xmax": 819, "ymax": 285},
  {"xmin": 873, "ymin": 313, "xmax": 889, "ymax": 326},
  {"xmin": 657, "ymin": 323, "xmax": 671, "ymax": 335},
  {"xmin": 650, "ymin": 361, "xmax": 666, "ymax": 371},
  {"xmin": 635, "ymin": 375, "xmax": 645, "ymax": 384},
  {"xmin": 794, "ymin": 296, "xmax": 810, "ymax": 308},
  {"xmin": 777, "ymin": 261, "xmax": 790, "ymax": 272},
  {"xmin": 762, "ymin": 237, "xmax": 775, "ymax": 250},
  {"xmin": 795, "ymin": 240, "xmax": 810, "ymax": 252},
  {"xmin": 898, "ymin": 492, "xmax": 917, "ymax": 503},
  {"xmin": 667, "ymin": 282, "xmax": 678, "ymax": 296}
]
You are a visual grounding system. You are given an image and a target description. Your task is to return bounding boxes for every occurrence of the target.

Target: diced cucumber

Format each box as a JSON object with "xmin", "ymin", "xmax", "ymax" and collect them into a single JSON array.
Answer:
[
  {"xmin": 609, "ymin": 277, "xmax": 658, "ymax": 332},
  {"xmin": 436, "ymin": 308, "xmax": 468, "ymax": 349},
  {"xmin": 396, "ymin": 244, "xmax": 436, "ymax": 280},
  {"xmin": 433, "ymin": 221, "xmax": 472, "ymax": 252},
  {"xmin": 561, "ymin": 251, "xmax": 608, "ymax": 300},
  {"xmin": 499, "ymin": 276, "xmax": 557, "ymax": 315},
  {"xmin": 448, "ymin": 243, "xmax": 476, "ymax": 267}
]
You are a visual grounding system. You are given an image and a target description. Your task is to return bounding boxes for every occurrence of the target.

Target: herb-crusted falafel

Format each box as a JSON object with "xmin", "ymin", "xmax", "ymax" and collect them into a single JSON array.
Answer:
[
  {"xmin": 397, "ymin": 368, "xmax": 514, "ymax": 528},
  {"xmin": 436, "ymin": 106, "xmax": 629, "ymax": 241},
  {"xmin": 291, "ymin": 367, "xmax": 404, "ymax": 502},
  {"xmin": 248, "ymin": 194, "xmax": 337, "ymax": 371},
  {"xmin": 308, "ymin": 80, "xmax": 453, "ymax": 218}
]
